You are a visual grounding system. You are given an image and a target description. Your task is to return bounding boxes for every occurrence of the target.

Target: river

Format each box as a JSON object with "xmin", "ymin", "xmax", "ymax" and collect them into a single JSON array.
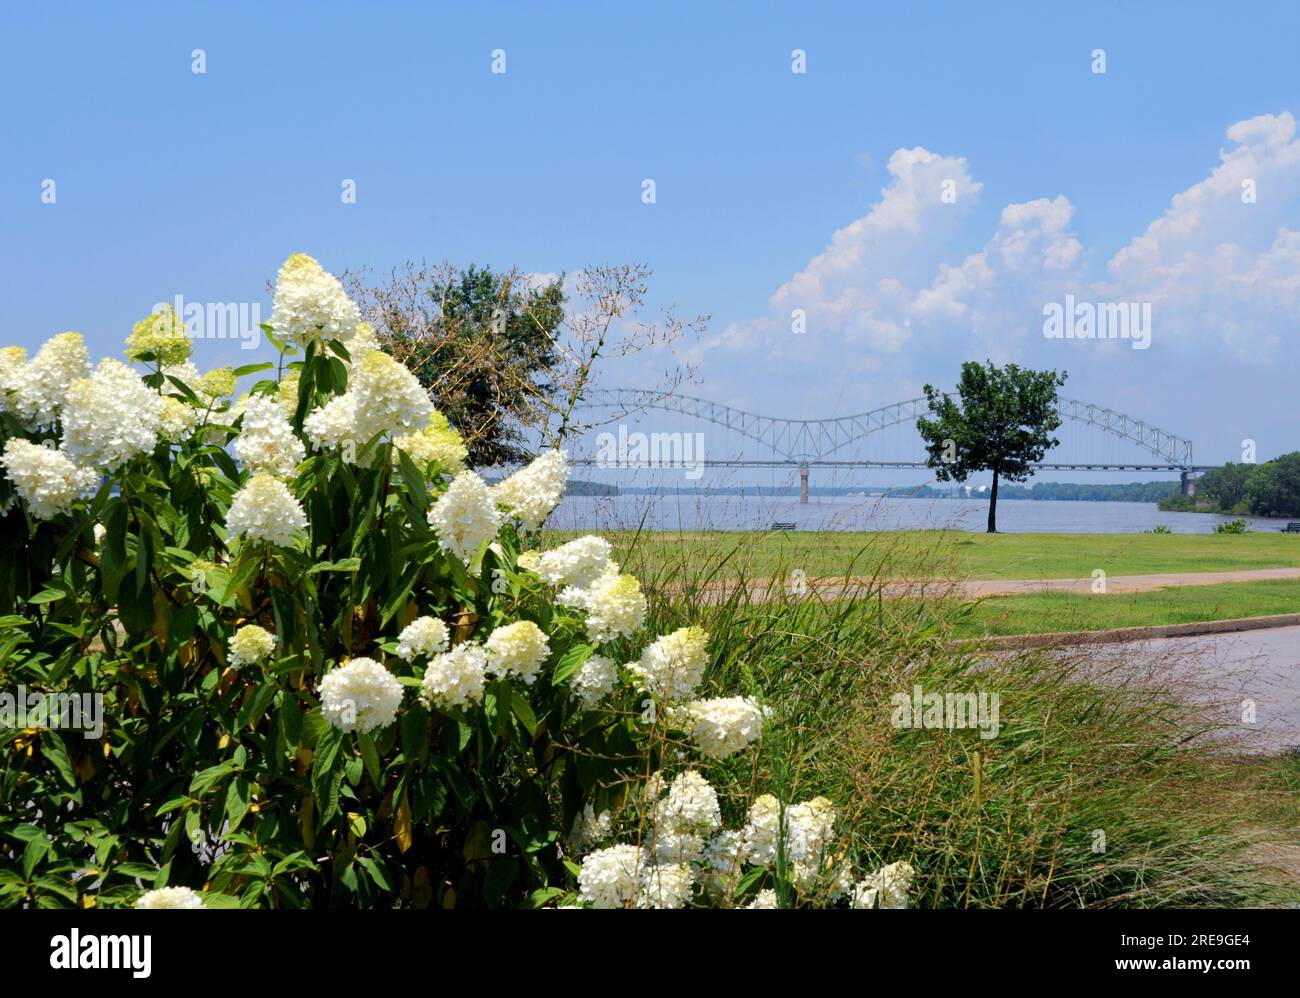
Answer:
[{"xmin": 549, "ymin": 494, "xmax": 1287, "ymax": 534}]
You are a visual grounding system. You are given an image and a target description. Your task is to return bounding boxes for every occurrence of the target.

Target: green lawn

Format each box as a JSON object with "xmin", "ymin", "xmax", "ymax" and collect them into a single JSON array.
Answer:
[
  {"xmin": 950, "ymin": 578, "xmax": 1300, "ymax": 637},
  {"xmin": 548, "ymin": 528, "xmax": 1300, "ymax": 582}
]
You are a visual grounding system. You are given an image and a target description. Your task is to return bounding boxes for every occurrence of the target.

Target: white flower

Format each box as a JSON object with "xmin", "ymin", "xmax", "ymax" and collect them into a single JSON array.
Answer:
[
  {"xmin": 350, "ymin": 350, "xmax": 433, "ymax": 442},
  {"xmin": 228, "ymin": 624, "xmax": 275, "ymax": 669},
  {"xmin": 537, "ymin": 535, "xmax": 612, "ymax": 589},
  {"xmin": 395, "ymin": 616, "xmax": 449, "ymax": 661},
  {"xmin": 515, "ymin": 550, "xmax": 541, "ymax": 572},
  {"xmin": 577, "ymin": 844, "xmax": 644, "ymax": 909},
  {"xmin": 62, "ymin": 359, "xmax": 163, "ymax": 469},
  {"xmin": 225, "ymin": 473, "xmax": 308, "ymax": 547},
  {"xmin": 135, "ymin": 886, "xmax": 205, "ymax": 909},
  {"xmin": 0, "ymin": 346, "xmax": 29, "ymax": 416},
  {"xmin": 741, "ymin": 794, "xmax": 782, "ymax": 868},
  {"xmin": 0, "ymin": 440, "xmax": 98, "ymax": 520},
  {"xmin": 651, "ymin": 830, "xmax": 706, "ymax": 866},
  {"xmin": 392, "ymin": 411, "xmax": 467, "ymax": 474},
  {"xmin": 568, "ymin": 567, "xmax": 646, "ymax": 644},
  {"xmin": 427, "ymin": 472, "xmax": 502, "ymax": 564},
  {"xmin": 675, "ymin": 696, "xmax": 766, "ymax": 759},
  {"xmin": 745, "ymin": 889, "xmax": 779, "ymax": 909},
  {"xmin": 637, "ymin": 862, "xmax": 695, "ymax": 909},
  {"xmin": 158, "ymin": 397, "xmax": 198, "ymax": 440},
  {"xmin": 234, "ymin": 394, "xmax": 304, "ymax": 477},
  {"xmin": 854, "ymin": 861, "xmax": 915, "ymax": 909},
  {"xmin": 627, "ymin": 626, "xmax": 709, "ymax": 701},
  {"xmin": 11, "ymin": 332, "xmax": 90, "ymax": 427},
  {"xmin": 570, "ymin": 653, "xmax": 618, "ymax": 709},
  {"xmin": 785, "ymin": 797, "xmax": 836, "ymax": 864},
  {"xmin": 568, "ymin": 803, "xmax": 613, "ymax": 852},
  {"xmin": 269, "ymin": 253, "xmax": 360, "ymax": 347},
  {"xmin": 701, "ymin": 830, "xmax": 744, "ymax": 899},
  {"xmin": 491, "ymin": 449, "xmax": 567, "ymax": 530},
  {"xmin": 420, "ymin": 642, "xmax": 488, "ymax": 710},
  {"xmin": 654, "ymin": 771, "xmax": 721, "ymax": 837},
  {"xmin": 319, "ymin": 657, "xmax": 403, "ymax": 734},
  {"xmin": 303, "ymin": 392, "xmax": 358, "ymax": 455},
  {"xmin": 484, "ymin": 620, "xmax": 550, "ymax": 684}
]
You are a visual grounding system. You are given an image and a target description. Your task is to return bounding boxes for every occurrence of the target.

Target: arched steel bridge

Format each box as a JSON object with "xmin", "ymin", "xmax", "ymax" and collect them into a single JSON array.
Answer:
[{"xmin": 572, "ymin": 387, "xmax": 1208, "ymax": 474}]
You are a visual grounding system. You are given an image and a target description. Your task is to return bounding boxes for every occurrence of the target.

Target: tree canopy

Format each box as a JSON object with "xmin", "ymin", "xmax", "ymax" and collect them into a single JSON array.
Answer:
[{"xmin": 916, "ymin": 361, "xmax": 1067, "ymax": 532}]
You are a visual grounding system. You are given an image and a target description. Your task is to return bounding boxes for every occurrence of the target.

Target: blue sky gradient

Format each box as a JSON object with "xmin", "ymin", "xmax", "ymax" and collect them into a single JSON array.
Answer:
[{"xmin": 3, "ymin": 1, "xmax": 1298, "ymax": 477}]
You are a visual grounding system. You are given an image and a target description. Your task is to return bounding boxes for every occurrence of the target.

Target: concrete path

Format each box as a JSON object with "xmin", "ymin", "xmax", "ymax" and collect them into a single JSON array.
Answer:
[
  {"xmin": 682, "ymin": 566, "xmax": 1300, "ymax": 602},
  {"xmin": 1068, "ymin": 625, "xmax": 1300, "ymax": 756}
]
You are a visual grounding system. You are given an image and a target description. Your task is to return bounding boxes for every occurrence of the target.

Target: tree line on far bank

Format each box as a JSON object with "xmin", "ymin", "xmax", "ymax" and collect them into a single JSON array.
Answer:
[{"xmin": 1159, "ymin": 453, "xmax": 1300, "ymax": 518}]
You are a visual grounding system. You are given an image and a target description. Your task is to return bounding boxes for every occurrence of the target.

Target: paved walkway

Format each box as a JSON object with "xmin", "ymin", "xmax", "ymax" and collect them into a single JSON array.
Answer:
[{"xmin": 680, "ymin": 566, "xmax": 1300, "ymax": 602}]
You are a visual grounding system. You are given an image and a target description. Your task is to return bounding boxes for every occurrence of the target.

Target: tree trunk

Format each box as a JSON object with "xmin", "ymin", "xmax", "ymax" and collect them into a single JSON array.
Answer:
[{"xmin": 987, "ymin": 467, "xmax": 999, "ymax": 533}]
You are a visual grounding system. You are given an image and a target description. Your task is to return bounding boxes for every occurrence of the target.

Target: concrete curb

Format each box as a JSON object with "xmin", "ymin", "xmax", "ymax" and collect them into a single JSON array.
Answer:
[{"xmin": 967, "ymin": 613, "xmax": 1300, "ymax": 651}]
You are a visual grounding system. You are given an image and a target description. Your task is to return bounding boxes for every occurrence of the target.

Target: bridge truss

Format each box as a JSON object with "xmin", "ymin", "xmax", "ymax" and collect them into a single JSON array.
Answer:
[{"xmin": 573, "ymin": 388, "xmax": 1199, "ymax": 471}]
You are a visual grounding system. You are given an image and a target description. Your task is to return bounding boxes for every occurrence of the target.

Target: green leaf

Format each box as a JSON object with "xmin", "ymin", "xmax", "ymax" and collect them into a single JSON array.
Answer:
[
  {"xmin": 312, "ymin": 725, "xmax": 345, "ymax": 824},
  {"xmin": 225, "ymin": 776, "xmax": 251, "ymax": 830},
  {"xmin": 357, "ymin": 732, "xmax": 382, "ymax": 787},
  {"xmin": 510, "ymin": 689, "xmax": 538, "ymax": 738},
  {"xmin": 232, "ymin": 362, "xmax": 275, "ymax": 377},
  {"xmin": 552, "ymin": 643, "xmax": 594, "ymax": 684}
]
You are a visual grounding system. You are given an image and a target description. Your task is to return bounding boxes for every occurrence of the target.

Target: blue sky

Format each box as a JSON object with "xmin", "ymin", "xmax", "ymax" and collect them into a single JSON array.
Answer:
[{"xmin": 2, "ymin": 1, "xmax": 1298, "ymax": 478}]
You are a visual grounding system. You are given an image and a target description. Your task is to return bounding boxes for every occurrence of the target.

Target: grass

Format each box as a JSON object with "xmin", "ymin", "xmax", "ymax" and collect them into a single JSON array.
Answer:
[
  {"xmin": 550, "ymin": 528, "xmax": 1300, "ymax": 582},
  {"xmin": 951, "ymin": 578, "xmax": 1300, "ymax": 637},
  {"xmin": 637, "ymin": 533, "xmax": 1300, "ymax": 907}
]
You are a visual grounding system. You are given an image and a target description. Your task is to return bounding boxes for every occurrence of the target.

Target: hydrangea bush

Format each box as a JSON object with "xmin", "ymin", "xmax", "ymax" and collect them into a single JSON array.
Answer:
[{"xmin": 0, "ymin": 254, "xmax": 911, "ymax": 909}]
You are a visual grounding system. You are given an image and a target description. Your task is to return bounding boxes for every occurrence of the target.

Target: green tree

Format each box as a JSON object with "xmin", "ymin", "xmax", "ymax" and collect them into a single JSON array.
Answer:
[
  {"xmin": 917, "ymin": 361, "xmax": 1067, "ymax": 533},
  {"xmin": 1244, "ymin": 452, "xmax": 1300, "ymax": 517},
  {"xmin": 356, "ymin": 263, "xmax": 566, "ymax": 466},
  {"xmin": 1198, "ymin": 462, "xmax": 1252, "ymax": 512}
]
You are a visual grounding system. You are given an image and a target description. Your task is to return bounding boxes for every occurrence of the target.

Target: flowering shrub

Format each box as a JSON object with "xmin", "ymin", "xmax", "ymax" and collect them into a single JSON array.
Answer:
[{"xmin": 0, "ymin": 254, "xmax": 910, "ymax": 909}]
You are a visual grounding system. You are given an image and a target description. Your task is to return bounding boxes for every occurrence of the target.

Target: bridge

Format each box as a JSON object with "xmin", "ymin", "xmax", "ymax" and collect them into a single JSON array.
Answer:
[{"xmin": 570, "ymin": 388, "xmax": 1216, "ymax": 502}]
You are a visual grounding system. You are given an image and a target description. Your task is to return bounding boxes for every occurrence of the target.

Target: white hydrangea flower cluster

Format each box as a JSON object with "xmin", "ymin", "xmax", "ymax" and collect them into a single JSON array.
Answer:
[
  {"xmin": 419, "ymin": 642, "xmax": 489, "ymax": 710},
  {"xmin": 349, "ymin": 349, "xmax": 434, "ymax": 442},
  {"xmin": 570, "ymin": 653, "xmax": 618, "ymax": 709},
  {"xmin": 746, "ymin": 889, "xmax": 779, "ymax": 909},
  {"xmin": 673, "ymin": 695, "xmax": 767, "ymax": 759},
  {"xmin": 303, "ymin": 392, "xmax": 357, "ymax": 454},
  {"xmin": 10, "ymin": 332, "xmax": 91, "ymax": 427},
  {"xmin": 234, "ymin": 394, "xmax": 305, "ymax": 477},
  {"xmin": 738, "ymin": 793, "xmax": 847, "ymax": 895},
  {"xmin": 852, "ymin": 861, "xmax": 915, "ymax": 909},
  {"xmin": 0, "ymin": 346, "xmax": 29, "ymax": 417},
  {"xmin": 269, "ymin": 253, "xmax": 361, "ymax": 347},
  {"xmin": 395, "ymin": 615, "xmax": 449, "ymax": 661},
  {"xmin": 61, "ymin": 359, "xmax": 163, "ymax": 469},
  {"xmin": 427, "ymin": 472, "xmax": 502, "ymax": 564},
  {"xmin": 158, "ymin": 397, "xmax": 198, "ymax": 440},
  {"xmin": 484, "ymin": 620, "xmax": 550, "ymax": 685},
  {"xmin": 536, "ymin": 535, "xmax": 612, "ymax": 589},
  {"xmin": 627, "ymin": 626, "xmax": 710, "ymax": 701},
  {"xmin": 491, "ymin": 449, "xmax": 568, "ymax": 530},
  {"xmin": 135, "ymin": 886, "xmax": 205, "ymax": 909},
  {"xmin": 577, "ymin": 844, "xmax": 645, "ymax": 909},
  {"xmin": 559, "ymin": 566, "xmax": 647, "ymax": 644},
  {"xmin": 224, "ymin": 473, "xmax": 308, "ymax": 546},
  {"xmin": 568, "ymin": 803, "xmax": 613, "ymax": 852},
  {"xmin": 0, "ymin": 439, "xmax": 99, "ymax": 520},
  {"xmin": 637, "ymin": 862, "xmax": 695, "ymax": 909},
  {"xmin": 392, "ymin": 411, "xmax": 467, "ymax": 475},
  {"xmin": 319, "ymin": 657, "xmax": 404, "ymax": 734},
  {"xmin": 228, "ymin": 624, "xmax": 276, "ymax": 669}
]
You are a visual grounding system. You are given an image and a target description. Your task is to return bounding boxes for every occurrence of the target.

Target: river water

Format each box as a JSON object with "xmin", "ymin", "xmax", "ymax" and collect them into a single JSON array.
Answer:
[{"xmin": 549, "ymin": 494, "xmax": 1288, "ymax": 534}]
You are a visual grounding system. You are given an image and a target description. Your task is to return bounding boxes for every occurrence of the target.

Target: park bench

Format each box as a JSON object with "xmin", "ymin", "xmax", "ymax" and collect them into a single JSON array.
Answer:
[{"xmin": 1283, "ymin": 522, "xmax": 1300, "ymax": 533}]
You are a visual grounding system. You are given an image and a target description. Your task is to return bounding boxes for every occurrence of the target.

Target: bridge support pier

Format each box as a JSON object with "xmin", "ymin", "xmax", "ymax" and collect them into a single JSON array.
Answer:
[
  {"xmin": 1180, "ymin": 471, "xmax": 1197, "ymax": 498},
  {"xmin": 799, "ymin": 465, "xmax": 809, "ymax": 504}
]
